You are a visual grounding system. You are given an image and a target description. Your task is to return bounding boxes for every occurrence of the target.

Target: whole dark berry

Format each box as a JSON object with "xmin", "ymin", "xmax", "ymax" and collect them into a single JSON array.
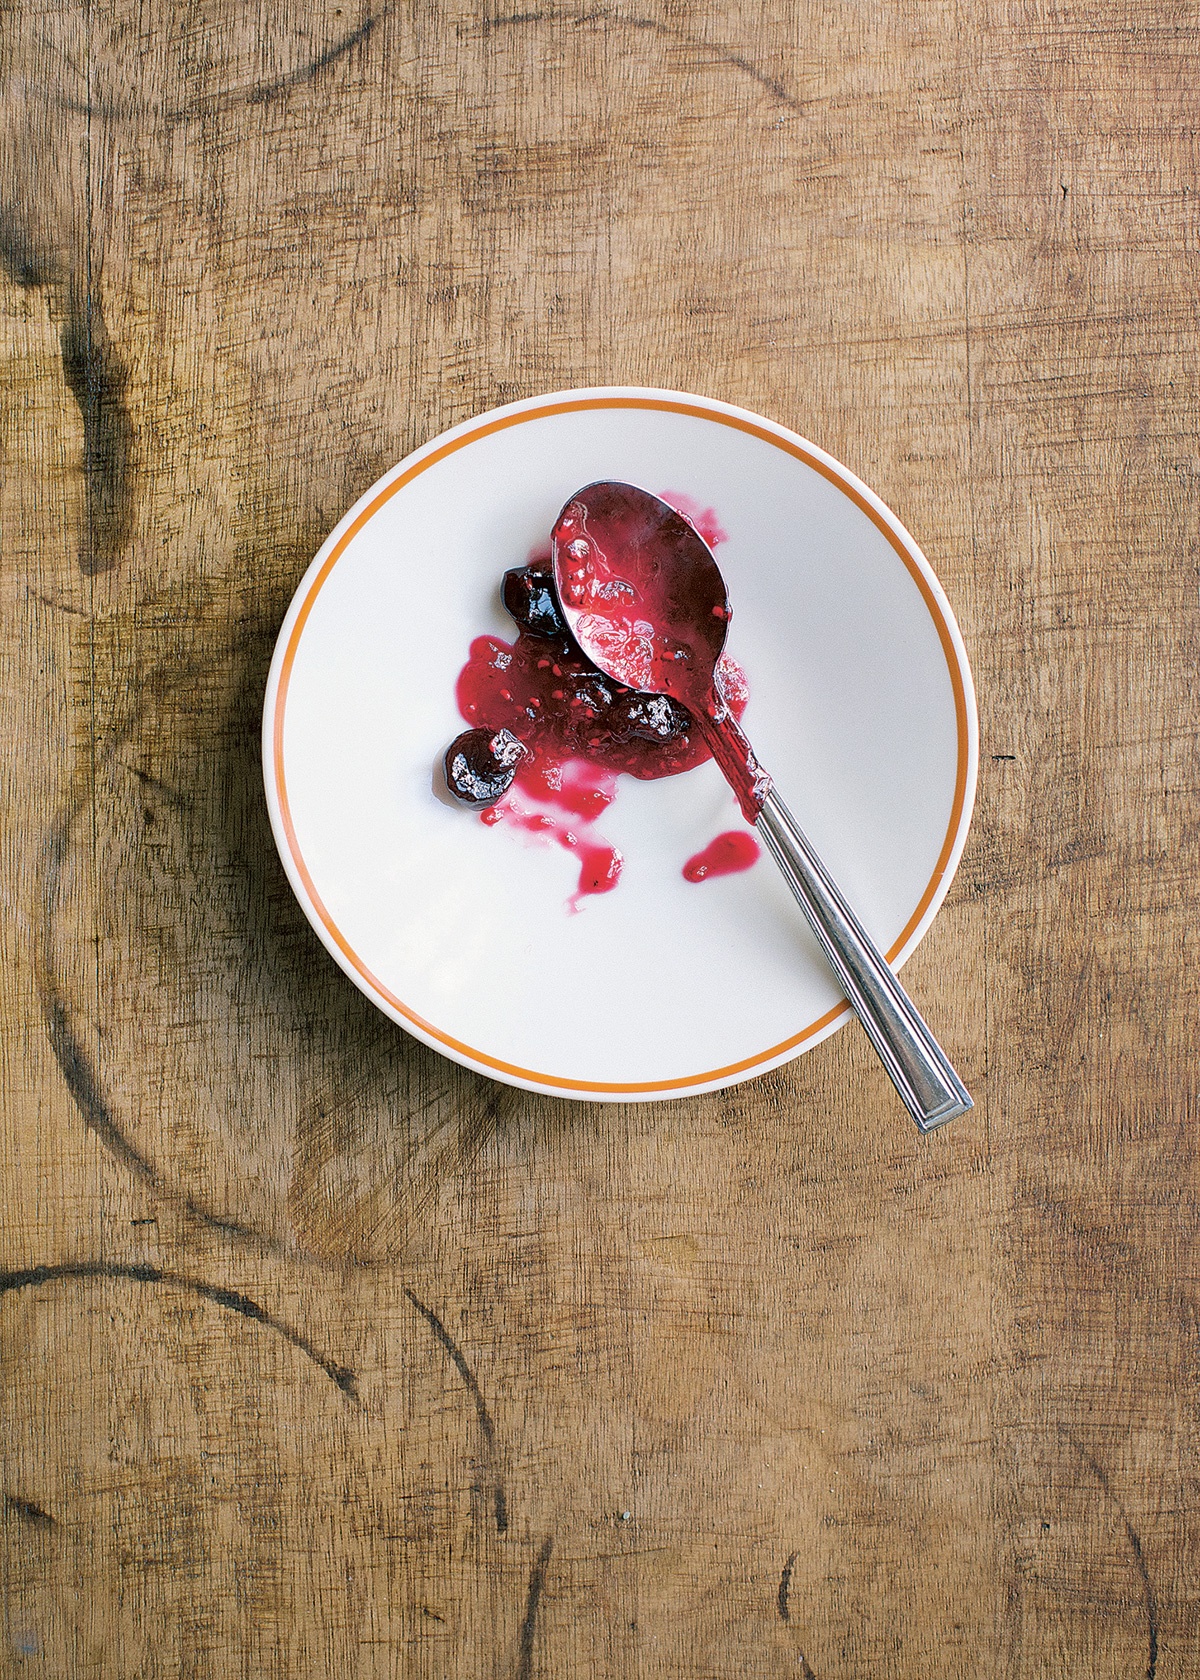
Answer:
[
  {"xmin": 443, "ymin": 726, "xmax": 527, "ymax": 807},
  {"xmin": 501, "ymin": 566, "xmax": 571, "ymax": 640}
]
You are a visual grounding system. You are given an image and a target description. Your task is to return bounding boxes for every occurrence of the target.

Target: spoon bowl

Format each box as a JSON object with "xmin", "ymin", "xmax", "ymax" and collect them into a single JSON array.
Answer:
[
  {"xmin": 552, "ymin": 481, "xmax": 771, "ymax": 821},
  {"xmin": 551, "ymin": 481, "xmax": 731, "ymax": 712}
]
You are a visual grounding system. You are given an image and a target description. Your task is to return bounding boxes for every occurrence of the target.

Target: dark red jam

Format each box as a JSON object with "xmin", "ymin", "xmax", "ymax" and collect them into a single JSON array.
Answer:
[
  {"xmin": 551, "ymin": 488, "xmax": 730, "ymax": 707},
  {"xmin": 550, "ymin": 481, "xmax": 770, "ymax": 822},
  {"xmin": 443, "ymin": 495, "xmax": 760, "ymax": 901}
]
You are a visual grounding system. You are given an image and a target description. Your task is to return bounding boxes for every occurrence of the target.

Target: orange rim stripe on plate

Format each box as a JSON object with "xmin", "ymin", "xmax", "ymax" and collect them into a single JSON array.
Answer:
[{"xmin": 272, "ymin": 396, "xmax": 972, "ymax": 1094}]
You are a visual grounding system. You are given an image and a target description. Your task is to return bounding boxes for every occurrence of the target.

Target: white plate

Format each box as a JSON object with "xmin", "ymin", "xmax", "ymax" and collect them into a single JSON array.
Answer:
[{"xmin": 262, "ymin": 388, "xmax": 977, "ymax": 1101}]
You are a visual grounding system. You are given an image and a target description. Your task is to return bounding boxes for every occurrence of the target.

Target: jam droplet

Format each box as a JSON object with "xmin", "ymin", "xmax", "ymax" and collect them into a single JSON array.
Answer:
[
  {"xmin": 574, "ymin": 842, "xmax": 623, "ymax": 899},
  {"xmin": 682, "ymin": 830, "xmax": 761, "ymax": 883}
]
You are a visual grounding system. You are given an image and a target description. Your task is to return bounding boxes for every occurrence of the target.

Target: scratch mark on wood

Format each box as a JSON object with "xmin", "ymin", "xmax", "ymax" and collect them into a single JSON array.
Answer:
[
  {"xmin": 476, "ymin": 9, "xmax": 805, "ymax": 112},
  {"xmin": 404, "ymin": 1287, "xmax": 508, "ymax": 1532},
  {"xmin": 1060, "ymin": 1430, "xmax": 1158, "ymax": 1680},
  {"xmin": 2, "ymin": 1494, "xmax": 56, "ymax": 1530},
  {"xmin": 516, "ymin": 1537, "xmax": 554, "ymax": 1680},
  {"xmin": 25, "ymin": 587, "xmax": 88, "ymax": 617},
  {"xmin": 0, "ymin": 1263, "xmax": 359, "ymax": 1403}
]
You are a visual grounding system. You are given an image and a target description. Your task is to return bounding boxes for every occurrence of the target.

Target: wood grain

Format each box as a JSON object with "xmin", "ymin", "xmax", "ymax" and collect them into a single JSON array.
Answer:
[{"xmin": 1, "ymin": 1, "xmax": 1196, "ymax": 1674}]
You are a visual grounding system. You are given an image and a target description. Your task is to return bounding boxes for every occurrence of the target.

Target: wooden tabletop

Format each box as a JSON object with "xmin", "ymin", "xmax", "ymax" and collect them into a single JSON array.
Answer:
[{"xmin": 1, "ymin": 4, "xmax": 1194, "ymax": 1675}]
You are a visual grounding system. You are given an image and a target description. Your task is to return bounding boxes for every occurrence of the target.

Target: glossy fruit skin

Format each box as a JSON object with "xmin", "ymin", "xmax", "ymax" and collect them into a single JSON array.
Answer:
[
  {"xmin": 501, "ymin": 566, "xmax": 571, "ymax": 640},
  {"xmin": 443, "ymin": 726, "xmax": 527, "ymax": 807},
  {"xmin": 609, "ymin": 691, "xmax": 691, "ymax": 744}
]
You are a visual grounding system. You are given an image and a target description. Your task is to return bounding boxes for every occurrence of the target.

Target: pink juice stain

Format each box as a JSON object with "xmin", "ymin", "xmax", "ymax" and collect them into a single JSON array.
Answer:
[
  {"xmin": 659, "ymin": 491, "xmax": 729, "ymax": 550},
  {"xmin": 481, "ymin": 795, "xmax": 622, "ymax": 908},
  {"xmin": 449, "ymin": 493, "xmax": 758, "ymax": 902}
]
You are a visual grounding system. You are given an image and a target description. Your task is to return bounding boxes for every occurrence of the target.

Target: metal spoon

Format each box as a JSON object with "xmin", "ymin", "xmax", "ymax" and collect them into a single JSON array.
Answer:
[{"xmin": 551, "ymin": 480, "xmax": 972, "ymax": 1131}]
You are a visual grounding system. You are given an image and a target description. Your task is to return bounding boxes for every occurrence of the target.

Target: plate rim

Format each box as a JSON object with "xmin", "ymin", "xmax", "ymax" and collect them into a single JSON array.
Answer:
[{"xmin": 261, "ymin": 385, "xmax": 979, "ymax": 1100}]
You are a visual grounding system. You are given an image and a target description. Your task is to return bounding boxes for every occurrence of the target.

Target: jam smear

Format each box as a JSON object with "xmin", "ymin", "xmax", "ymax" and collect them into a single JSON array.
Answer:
[
  {"xmin": 455, "ymin": 578, "xmax": 749, "ymax": 801},
  {"xmin": 682, "ymin": 830, "xmax": 761, "ymax": 883},
  {"xmin": 445, "ymin": 494, "xmax": 760, "ymax": 899}
]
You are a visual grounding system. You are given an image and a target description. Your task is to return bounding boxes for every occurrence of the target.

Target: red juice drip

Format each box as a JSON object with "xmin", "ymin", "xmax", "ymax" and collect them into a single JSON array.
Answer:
[
  {"xmin": 480, "ymin": 796, "xmax": 622, "ymax": 904},
  {"xmin": 682, "ymin": 830, "xmax": 761, "ymax": 883}
]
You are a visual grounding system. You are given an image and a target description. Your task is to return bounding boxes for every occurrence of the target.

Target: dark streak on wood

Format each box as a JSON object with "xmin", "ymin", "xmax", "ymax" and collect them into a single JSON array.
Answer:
[
  {"xmin": 476, "ymin": 9, "xmax": 805, "ymax": 112},
  {"xmin": 44, "ymin": 996, "xmax": 164, "ymax": 1192},
  {"xmin": 777, "ymin": 1553, "xmax": 819, "ymax": 1673},
  {"xmin": 41, "ymin": 993, "xmax": 262, "ymax": 1244},
  {"xmin": 237, "ymin": 8, "xmax": 386, "ymax": 109},
  {"xmin": 516, "ymin": 1537, "xmax": 554, "ymax": 1680},
  {"xmin": 25, "ymin": 587, "xmax": 88, "ymax": 617},
  {"xmin": 1060, "ymin": 1431, "xmax": 1159, "ymax": 1680},
  {"xmin": 403, "ymin": 1287, "xmax": 509, "ymax": 1533},
  {"xmin": 58, "ymin": 286, "xmax": 135, "ymax": 575},
  {"xmin": 0, "ymin": 1263, "xmax": 359, "ymax": 1402},
  {"xmin": 2, "ymin": 1493, "xmax": 57, "ymax": 1530},
  {"xmin": 130, "ymin": 764, "xmax": 194, "ymax": 809},
  {"xmin": 778, "ymin": 1549, "xmax": 797, "ymax": 1620},
  {"xmin": 0, "ymin": 209, "xmax": 136, "ymax": 575},
  {"xmin": 403, "ymin": 1288, "xmax": 494, "ymax": 1447},
  {"xmin": 0, "ymin": 217, "xmax": 131, "ymax": 574},
  {"xmin": 39, "ymin": 758, "xmax": 277, "ymax": 1248},
  {"xmin": 53, "ymin": 8, "xmax": 391, "ymax": 125},
  {"xmin": 0, "ymin": 218, "xmax": 54, "ymax": 291}
]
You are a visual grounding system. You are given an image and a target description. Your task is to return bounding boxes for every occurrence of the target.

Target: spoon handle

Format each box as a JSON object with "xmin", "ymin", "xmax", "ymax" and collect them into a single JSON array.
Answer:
[{"xmin": 755, "ymin": 786, "xmax": 972, "ymax": 1130}]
